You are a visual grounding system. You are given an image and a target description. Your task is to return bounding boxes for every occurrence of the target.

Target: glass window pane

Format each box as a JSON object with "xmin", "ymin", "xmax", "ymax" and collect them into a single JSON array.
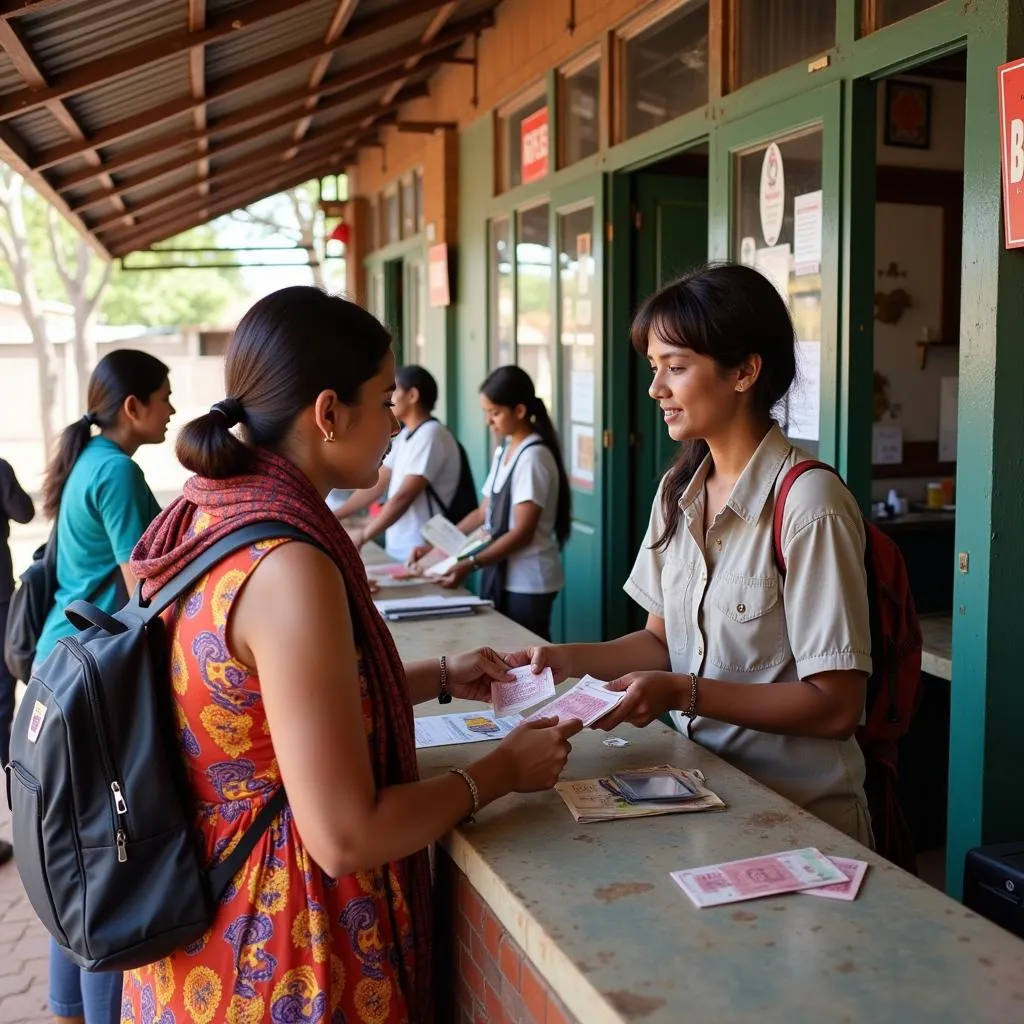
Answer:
[
  {"xmin": 733, "ymin": 130, "xmax": 824, "ymax": 455},
  {"xmin": 560, "ymin": 59, "xmax": 600, "ymax": 166},
  {"xmin": 736, "ymin": 0, "xmax": 835, "ymax": 88},
  {"xmin": 490, "ymin": 218, "xmax": 515, "ymax": 368},
  {"xmin": 500, "ymin": 93, "xmax": 547, "ymax": 191},
  {"xmin": 877, "ymin": 0, "xmax": 943, "ymax": 28},
  {"xmin": 622, "ymin": 1, "xmax": 708, "ymax": 141},
  {"xmin": 516, "ymin": 204, "xmax": 553, "ymax": 412},
  {"xmin": 401, "ymin": 178, "xmax": 416, "ymax": 238},
  {"xmin": 559, "ymin": 206, "xmax": 597, "ymax": 493},
  {"xmin": 386, "ymin": 190, "xmax": 399, "ymax": 245},
  {"xmin": 407, "ymin": 260, "xmax": 425, "ymax": 354}
]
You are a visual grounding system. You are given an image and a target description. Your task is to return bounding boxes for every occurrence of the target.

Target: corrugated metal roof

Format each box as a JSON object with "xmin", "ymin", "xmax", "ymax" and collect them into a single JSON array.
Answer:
[
  {"xmin": 66, "ymin": 53, "xmax": 192, "ymax": 137},
  {"xmin": 0, "ymin": 52, "xmax": 26, "ymax": 98},
  {"xmin": 205, "ymin": 62, "xmax": 315, "ymax": 123},
  {"xmin": 6, "ymin": 108, "xmax": 69, "ymax": 152},
  {"xmin": 20, "ymin": 0, "xmax": 187, "ymax": 81},
  {"xmin": 0, "ymin": 0, "xmax": 502, "ymax": 255},
  {"xmin": 328, "ymin": 10, "xmax": 436, "ymax": 76},
  {"xmin": 205, "ymin": 0, "xmax": 336, "ymax": 83}
]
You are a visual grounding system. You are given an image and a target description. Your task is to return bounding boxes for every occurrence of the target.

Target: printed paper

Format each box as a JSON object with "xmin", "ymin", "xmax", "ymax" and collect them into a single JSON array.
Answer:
[
  {"xmin": 526, "ymin": 675, "xmax": 625, "ymax": 728},
  {"xmin": 801, "ymin": 856, "xmax": 869, "ymax": 901},
  {"xmin": 491, "ymin": 666, "xmax": 556, "ymax": 717},
  {"xmin": 414, "ymin": 711, "xmax": 522, "ymax": 749},
  {"xmin": 670, "ymin": 847, "xmax": 846, "ymax": 908}
]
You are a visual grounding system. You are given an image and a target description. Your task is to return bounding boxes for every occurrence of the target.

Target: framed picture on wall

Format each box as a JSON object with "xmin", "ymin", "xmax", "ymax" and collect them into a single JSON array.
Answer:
[{"xmin": 884, "ymin": 79, "xmax": 932, "ymax": 149}]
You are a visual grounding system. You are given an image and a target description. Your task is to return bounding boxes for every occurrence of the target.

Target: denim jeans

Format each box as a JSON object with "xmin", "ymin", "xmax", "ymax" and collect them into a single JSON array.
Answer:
[{"xmin": 49, "ymin": 938, "xmax": 122, "ymax": 1022}]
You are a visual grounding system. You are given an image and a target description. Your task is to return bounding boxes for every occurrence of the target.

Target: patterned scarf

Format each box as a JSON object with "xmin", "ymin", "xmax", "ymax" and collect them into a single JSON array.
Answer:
[{"xmin": 130, "ymin": 448, "xmax": 432, "ymax": 1022}]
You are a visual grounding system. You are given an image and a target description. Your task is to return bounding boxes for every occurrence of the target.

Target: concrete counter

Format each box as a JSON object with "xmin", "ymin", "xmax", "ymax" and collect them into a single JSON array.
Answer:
[{"xmin": 362, "ymin": 545, "xmax": 1024, "ymax": 1023}]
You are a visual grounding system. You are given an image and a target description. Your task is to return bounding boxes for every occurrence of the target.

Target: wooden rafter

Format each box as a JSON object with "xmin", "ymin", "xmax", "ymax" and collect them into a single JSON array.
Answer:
[
  {"xmin": 55, "ymin": 57, "xmax": 444, "ymax": 195},
  {"xmin": 105, "ymin": 143, "xmax": 364, "ymax": 255},
  {"xmin": 188, "ymin": 0, "xmax": 209, "ymax": 198},
  {"xmin": 380, "ymin": 1, "xmax": 459, "ymax": 108},
  {"xmin": 85, "ymin": 98, "xmax": 413, "ymax": 229},
  {"xmin": 0, "ymin": 0, "xmax": 456, "ymax": 123},
  {"xmin": 30, "ymin": 8, "xmax": 493, "ymax": 173},
  {"xmin": 0, "ymin": 2, "xmax": 67, "ymax": 17},
  {"xmin": 288, "ymin": 0, "xmax": 361, "ymax": 157},
  {"xmin": 0, "ymin": 17, "xmax": 132, "ymax": 225}
]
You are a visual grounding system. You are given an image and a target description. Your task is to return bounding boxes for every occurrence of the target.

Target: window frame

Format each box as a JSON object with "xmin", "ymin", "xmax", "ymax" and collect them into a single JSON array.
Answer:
[
  {"xmin": 494, "ymin": 78, "xmax": 549, "ymax": 194},
  {"xmin": 557, "ymin": 46, "xmax": 603, "ymax": 169}
]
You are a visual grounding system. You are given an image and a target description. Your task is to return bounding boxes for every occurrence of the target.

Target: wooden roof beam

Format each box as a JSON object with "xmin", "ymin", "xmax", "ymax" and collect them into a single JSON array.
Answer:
[
  {"xmin": 30, "ymin": 7, "xmax": 492, "ymax": 173},
  {"xmin": 380, "ymin": 1, "xmax": 459, "ymax": 107},
  {"xmin": 188, "ymin": 0, "xmax": 209, "ymax": 198},
  {"xmin": 0, "ymin": 17, "xmax": 132, "ymax": 226},
  {"xmin": 0, "ymin": 0, "xmax": 457, "ymax": 123},
  {"xmin": 85, "ymin": 101, "xmax": 408, "ymax": 228},
  {"xmin": 0, "ymin": 2, "xmax": 66, "ymax": 17},
  {"xmin": 55, "ymin": 59, "xmax": 440, "ymax": 195},
  {"xmin": 288, "ymin": 0, "xmax": 361, "ymax": 157},
  {"xmin": 105, "ymin": 147, "xmax": 361, "ymax": 255}
]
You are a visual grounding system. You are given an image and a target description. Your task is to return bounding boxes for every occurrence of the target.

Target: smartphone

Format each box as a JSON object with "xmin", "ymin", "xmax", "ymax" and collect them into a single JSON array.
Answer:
[{"xmin": 609, "ymin": 770, "xmax": 700, "ymax": 804}]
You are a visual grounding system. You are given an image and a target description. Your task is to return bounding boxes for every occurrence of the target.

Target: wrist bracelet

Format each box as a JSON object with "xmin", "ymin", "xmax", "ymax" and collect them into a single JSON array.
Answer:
[
  {"xmin": 438, "ymin": 655, "xmax": 451, "ymax": 704},
  {"xmin": 449, "ymin": 767, "xmax": 479, "ymax": 824},
  {"xmin": 682, "ymin": 672, "xmax": 699, "ymax": 739},
  {"xmin": 469, "ymin": 553, "xmax": 478, "ymax": 568}
]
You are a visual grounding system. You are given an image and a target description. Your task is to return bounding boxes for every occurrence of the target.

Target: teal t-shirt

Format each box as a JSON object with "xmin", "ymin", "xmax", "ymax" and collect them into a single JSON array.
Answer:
[{"xmin": 36, "ymin": 436, "xmax": 161, "ymax": 663}]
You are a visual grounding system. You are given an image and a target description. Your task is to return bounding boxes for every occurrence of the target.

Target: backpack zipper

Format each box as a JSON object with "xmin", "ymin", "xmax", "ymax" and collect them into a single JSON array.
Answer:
[{"xmin": 59, "ymin": 638, "xmax": 130, "ymax": 862}]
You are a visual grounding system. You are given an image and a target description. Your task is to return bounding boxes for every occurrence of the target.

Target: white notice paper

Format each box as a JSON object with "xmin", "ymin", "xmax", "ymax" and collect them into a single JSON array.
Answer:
[
  {"xmin": 414, "ymin": 711, "xmax": 522, "ymax": 749},
  {"xmin": 793, "ymin": 190, "xmax": 823, "ymax": 272},
  {"xmin": 491, "ymin": 666, "xmax": 556, "ymax": 717},
  {"xmin": 780, "ymin": 340, "xmax": 821, "ymax": 442},
  {"xmin": 420, "ymin": 514, "xmax": 470, "ymax": 557}
]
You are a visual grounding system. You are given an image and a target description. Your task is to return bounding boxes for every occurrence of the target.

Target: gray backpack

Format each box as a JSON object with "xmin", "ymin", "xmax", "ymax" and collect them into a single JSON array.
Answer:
[{"xmin": 5, "ymin": 521, "xmax": 305, "ymax": 971}]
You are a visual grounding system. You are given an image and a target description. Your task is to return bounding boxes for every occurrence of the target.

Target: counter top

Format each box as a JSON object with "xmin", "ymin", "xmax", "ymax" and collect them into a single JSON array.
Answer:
[
  {"xmin": 362, "ymin": 546, "xmax": 1023, "ymax": 1023},
  {"xmin": 920, "ymin": 613, "xmax": 952, "ymax": 681}
]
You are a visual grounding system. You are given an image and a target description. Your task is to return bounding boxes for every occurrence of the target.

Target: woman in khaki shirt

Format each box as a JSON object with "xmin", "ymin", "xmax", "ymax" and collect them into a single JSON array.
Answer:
[{"xmin": 507, "ymin": 264, "xmax": 873, "ymax": 844}]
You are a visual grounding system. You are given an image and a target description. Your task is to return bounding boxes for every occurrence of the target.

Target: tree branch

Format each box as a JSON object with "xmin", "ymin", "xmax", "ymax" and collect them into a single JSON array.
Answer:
[
  {"xmin": 47, "ymin": 205, "xmax": 74, "ymax": 293},
  {"xmin": 229, "ymin": 207, "xmax": 299, "ymax": 240},
  {"xmin": 85, "ymin": 258, "xmax": 113, "ymax": 318}
]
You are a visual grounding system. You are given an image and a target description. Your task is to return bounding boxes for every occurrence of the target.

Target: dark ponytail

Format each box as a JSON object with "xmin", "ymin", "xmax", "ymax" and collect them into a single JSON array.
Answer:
[
  {"xmin": 176, "ymin": 286, "xmax": 393, "ymax": 479},
  {"xmin": 481, "ymin": 365, "xmax": 572, "ymax": 548},
  {"xmin": 630, "ymin": 262, "xmax": 797, "ymax": 551},
  {"xmin": 42, "ymin": 349, "xmax": 169, "ymax": 520}
]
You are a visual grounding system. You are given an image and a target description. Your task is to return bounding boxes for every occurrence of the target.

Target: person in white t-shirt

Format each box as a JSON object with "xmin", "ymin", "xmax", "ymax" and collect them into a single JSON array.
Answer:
[
  {"xmin": 333, "ymin": 365, "xmax": 460, "ymax": 563},
  {"xmin": 412, "ymin": 365, "xmax": 570, "ymax": 640}
]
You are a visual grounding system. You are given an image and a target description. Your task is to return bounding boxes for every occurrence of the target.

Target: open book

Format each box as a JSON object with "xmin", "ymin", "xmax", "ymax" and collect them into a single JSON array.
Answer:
[{"xmin": 418, "ymin": 514, "xmax": 489, "ymax": 578}]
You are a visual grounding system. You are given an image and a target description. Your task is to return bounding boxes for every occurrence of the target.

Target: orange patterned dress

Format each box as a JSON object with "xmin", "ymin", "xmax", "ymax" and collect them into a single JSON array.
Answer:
[{"xmin": 121, "ymin": 534, "xmax": 414, "ymax": 1024}]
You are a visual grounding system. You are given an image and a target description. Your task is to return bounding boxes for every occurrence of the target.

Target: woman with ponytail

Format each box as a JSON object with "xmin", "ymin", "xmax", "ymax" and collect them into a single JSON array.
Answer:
[
  {"xmin": 417, "ymin": 364, "xmax": 571, "ymax": 640},
  {"xmin": 37, "ymin": 349, "xmax": 173, "ymax": 1024},
  {"xmin": 122, "ymin": 287, "xmax": 579, "ymax": 1024}
]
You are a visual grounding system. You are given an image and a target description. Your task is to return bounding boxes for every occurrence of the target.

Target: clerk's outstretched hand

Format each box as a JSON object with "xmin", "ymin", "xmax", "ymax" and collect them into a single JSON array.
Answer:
[{"xmin": 500, "ymin": 644, "xmax": 574, "ymax": 684}]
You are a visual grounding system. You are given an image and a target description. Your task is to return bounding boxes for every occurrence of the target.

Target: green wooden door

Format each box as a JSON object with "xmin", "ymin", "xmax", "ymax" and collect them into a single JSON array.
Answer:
[
  {"xmin": 551, "ymin": 178, "xmax": 604, "ymax": 643},
  {"xmin": 631, "ymin": 174, "xmax": 709, "ymax": 566},
  {"xmin": 710, "ymin": 82, "xmax": 843, "ymax": 465},
  {"xmin": 384, "ymin": 258, "xmax": 405, "ymax": 366}
]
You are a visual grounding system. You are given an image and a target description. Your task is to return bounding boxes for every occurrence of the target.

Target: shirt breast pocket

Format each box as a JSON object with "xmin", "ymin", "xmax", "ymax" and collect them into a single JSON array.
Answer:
[{"xmin": 707, "ymin": 574, "xmax": 785, "ymax": 673}]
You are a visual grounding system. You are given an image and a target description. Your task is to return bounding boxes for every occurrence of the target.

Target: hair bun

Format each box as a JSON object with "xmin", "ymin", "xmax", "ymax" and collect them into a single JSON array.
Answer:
[{"xmin": 210, "ymin": 398, "xmax": 244, "ymax": 427}]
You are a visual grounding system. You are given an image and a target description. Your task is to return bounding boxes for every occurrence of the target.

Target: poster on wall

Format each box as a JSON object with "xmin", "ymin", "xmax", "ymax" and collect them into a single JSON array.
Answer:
[
  {"xmin": 427, "ymin": 244, "xmax": 450, "ymax": 307},
  {"xmin": 997, "ymin": 57, "xmax": 1024, "ymax": 248},
  {"xmin": 793, "ymin": 190, "xmax": 823, "ymax": 275},
  {"xmin": 576, "ymin": 232, "xmax": 591, "ymax": 294},
  {"xmin": 754, "ymin": 244, "xmax": 791, "ymax": 308},
  {"xmin": 521, "ymin": 107, "xmax": 549, "ymax": 185},
  {"xmin": 759, "ymin": 142, "xmax": 786, "ymax": 247},
  {"xmin": 570, "ymin": 424, "xmax": 595, "ymax": 486},
  {"xmin": 570, "ymin": 371, "xmax": 595, "ymax": 425}
]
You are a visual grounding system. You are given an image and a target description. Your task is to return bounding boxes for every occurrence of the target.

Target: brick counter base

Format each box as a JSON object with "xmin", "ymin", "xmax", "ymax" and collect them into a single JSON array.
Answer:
[{"xmin": 434, "ymin": 848, "xmax": 577, "ymax": 1024}]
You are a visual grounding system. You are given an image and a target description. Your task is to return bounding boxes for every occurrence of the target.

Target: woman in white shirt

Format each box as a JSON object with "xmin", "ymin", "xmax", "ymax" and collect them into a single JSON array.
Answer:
[
  {"xmin": 502, "ymin": 265, "xmax": 874, "ymax": 844},
  {"xmin": 420, "ymin": 366, "xmax": 570, "ymax": 640}
]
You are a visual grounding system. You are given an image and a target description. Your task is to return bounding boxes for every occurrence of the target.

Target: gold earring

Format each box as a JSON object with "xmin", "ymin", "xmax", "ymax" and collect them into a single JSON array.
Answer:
[{"xmin": 322, "ymin": 430, "xmax": 335, "ymax": 443}]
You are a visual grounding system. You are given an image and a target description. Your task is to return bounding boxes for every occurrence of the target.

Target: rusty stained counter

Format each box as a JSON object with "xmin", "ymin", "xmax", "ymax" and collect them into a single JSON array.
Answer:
[{"xmin": 362, "ymin": 545, "xmax": 1024, "ymax": 1023}]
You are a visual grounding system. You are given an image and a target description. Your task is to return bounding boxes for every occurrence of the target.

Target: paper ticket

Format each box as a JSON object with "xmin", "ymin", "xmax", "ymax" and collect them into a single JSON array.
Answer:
[
  {"xmin": 670, "ymin": 847, "xmax": 847, "ymax": 908},
  {"xmin": 800, "ymin": 856, "xmax": 869, "ymax": 901},
  {"xmin": 491, "ymin": 666, "xmax": 556, "ymax": 717},
  {"xmin": 526, "ymin": 675, "xmax": 625, "ymax": 728}
]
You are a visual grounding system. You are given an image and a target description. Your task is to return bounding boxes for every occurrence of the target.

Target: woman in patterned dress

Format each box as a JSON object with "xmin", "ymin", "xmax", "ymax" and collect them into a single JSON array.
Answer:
[{"xmin": 123, "ymin": 287, "xmax": 581, "ymax": 1024}]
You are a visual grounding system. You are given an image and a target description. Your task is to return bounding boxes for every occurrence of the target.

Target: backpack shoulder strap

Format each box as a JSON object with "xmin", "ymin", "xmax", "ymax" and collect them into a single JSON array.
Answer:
[
  {"xmin": 772, "ymin": 460, "xmax": 840, "ymax": 575},
  {"xmin": 207, "ymin": 786, "xmax": 288, "ymax": 900},
  {"xmin": 68, "ymin": 522, "xmax": 316, "ymax": 631}
]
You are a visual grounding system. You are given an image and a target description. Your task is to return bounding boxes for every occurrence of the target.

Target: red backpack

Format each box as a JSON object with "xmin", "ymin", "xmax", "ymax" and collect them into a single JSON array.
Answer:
[{"xmin": 773, "ymin": 461, "xmax": 923, "ymax": 873}]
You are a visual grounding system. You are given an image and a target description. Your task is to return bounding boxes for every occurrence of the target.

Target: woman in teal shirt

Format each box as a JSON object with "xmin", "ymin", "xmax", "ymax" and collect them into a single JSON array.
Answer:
[{"xmin": 37, "ymin": 348, "xmax": 173, "ymax": 1024}]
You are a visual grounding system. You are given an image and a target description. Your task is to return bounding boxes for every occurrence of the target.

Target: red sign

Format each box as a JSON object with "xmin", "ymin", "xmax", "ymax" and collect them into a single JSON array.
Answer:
[
  {"xmin": 428, "ymin": 243, "xmax": 450, "ymax": 308},
  {"xmin": 520, "ymin": 107, "xmax": 549, "ymax": 184},
  {"xmin": 998, "ymin": 57, "xmax": 1024, "ymax": 248}
]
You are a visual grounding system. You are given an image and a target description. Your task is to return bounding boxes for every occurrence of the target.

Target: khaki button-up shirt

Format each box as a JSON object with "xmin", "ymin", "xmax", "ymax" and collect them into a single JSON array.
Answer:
[{"xmin": 625, "ymin": 426, "xmax": 872, "ymax": 831}]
